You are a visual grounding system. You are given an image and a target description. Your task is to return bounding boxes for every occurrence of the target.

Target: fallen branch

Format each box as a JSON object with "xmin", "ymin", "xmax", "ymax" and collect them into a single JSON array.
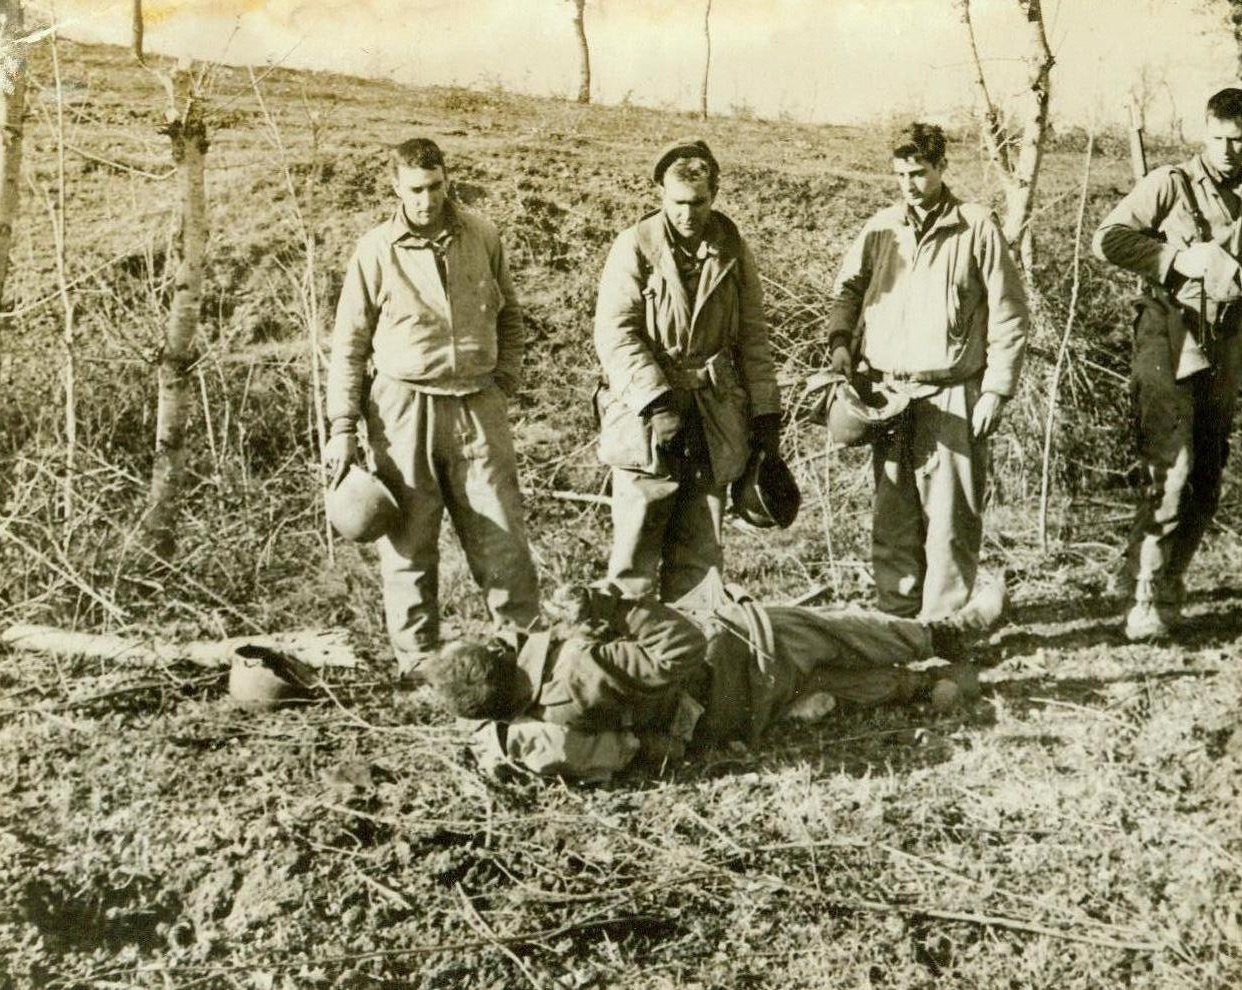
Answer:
[
  {"xmin": 0, "ymin": 624, "xmax": 358, "ymax": 669},
  {"xmin": 520, "ymin": 486, "xmax": 610, "ymax": 506}
]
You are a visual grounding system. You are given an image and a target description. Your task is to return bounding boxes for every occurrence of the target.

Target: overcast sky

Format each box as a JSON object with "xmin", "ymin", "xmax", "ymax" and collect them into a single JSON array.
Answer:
[{"xmin": 48, "ymin": 0, "xmax": 1235, "ymax": 134}]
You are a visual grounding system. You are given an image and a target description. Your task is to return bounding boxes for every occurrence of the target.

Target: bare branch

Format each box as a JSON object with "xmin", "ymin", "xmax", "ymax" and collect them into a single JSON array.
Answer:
[{"xmin": 958, "ymin": 0, "xmax": 1011, "ymax": 174}]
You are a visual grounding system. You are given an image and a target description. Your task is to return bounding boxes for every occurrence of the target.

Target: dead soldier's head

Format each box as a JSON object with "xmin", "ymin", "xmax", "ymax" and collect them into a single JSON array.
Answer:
[
  {"xmin": 1204, "ymin": 88, "xmax": 1242, "ymax": 180},
  {"xmin": 424, "ymin": 638, "xmax": 519, "ymax": 720},
  {"xmin": 891, "ymin": 122, "xmax": 947, "ymax": 212}
]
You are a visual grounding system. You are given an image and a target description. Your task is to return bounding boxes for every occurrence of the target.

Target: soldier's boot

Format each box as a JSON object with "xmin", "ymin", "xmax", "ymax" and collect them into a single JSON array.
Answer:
[
  {"xmin": 926, "ymin": 571, "xmax": 1006, "ymax": 659},
  {"xmin": 1124, "ymin": 575, "xmax": 1183, "ymax": 642},
  {"xmin": 1124, "ymin": 601, "xmax": 1172, "ymax": 641}
]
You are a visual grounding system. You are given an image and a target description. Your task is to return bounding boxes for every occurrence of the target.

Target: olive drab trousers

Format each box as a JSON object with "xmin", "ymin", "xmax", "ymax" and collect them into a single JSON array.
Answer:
[
  {"xmin": 604, "ymin": 406, "xmax": 728, "ymax": 602},
  {"xmin": 365, "ymin": 374, "xmax": 540, "ymax": 666},
  {"xmin": 1125, "ymin": 301, "xmax": 1242, "ymax": 603},
  {"xmin": 871, "ymin": 381, "xmax": 986, "ymax": 621},
  {"xmin": 606, "ymin": 464, "xmax": 727, "ymax": 603}
]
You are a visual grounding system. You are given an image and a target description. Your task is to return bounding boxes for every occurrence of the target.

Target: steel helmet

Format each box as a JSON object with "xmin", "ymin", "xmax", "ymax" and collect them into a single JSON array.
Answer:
[
  {"xmin": 823, "ymin": 376, "xmax": 910, "ymax": 447},
  {"xmin": 730, "ymin": 449, "xmax": 801, "ymax": 529},
  {"xmin": 326, "ymin": 464, "xmax": 401, "ymax": 542},
  {"xmin": 228, "ymin": 644, "xmax": 319, "ymax": 710}
]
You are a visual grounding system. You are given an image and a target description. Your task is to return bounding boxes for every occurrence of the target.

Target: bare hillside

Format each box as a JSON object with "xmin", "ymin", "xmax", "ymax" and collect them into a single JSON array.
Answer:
[{"xmin": 0, "ymin": 41, "xmax": 1239, "ymax": 990}]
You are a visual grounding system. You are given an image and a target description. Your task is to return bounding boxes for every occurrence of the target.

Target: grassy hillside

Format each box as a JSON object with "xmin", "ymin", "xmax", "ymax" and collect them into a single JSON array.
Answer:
[{"xmin": 0, "ymin": 41, "xmax": 1239, "ymax": 990}]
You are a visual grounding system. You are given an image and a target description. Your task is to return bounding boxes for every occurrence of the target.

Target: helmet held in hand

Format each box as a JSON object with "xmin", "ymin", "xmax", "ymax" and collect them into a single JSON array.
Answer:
[{"xmin": 326, "ymin": 464, "xmax": 401, "ymax": 542}]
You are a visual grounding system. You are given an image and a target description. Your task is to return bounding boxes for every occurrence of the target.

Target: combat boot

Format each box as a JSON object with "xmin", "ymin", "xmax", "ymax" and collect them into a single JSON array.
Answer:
[
  {"xmin": 926, "ymin": 572, "xmax": 1006, "ymax": 658},
  {"xmin": 1124, "ymin": 600, "xmax": 1171, "ymax": 641}
]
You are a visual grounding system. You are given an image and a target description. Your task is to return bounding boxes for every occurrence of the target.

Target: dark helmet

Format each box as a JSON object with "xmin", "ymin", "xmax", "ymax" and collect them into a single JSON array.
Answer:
[{"xmin": 730, "ymin": 449, "xmax": 801, "ymax": 529}]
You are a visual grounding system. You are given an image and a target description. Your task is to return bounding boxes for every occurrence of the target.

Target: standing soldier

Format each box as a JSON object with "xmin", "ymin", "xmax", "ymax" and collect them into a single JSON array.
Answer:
[
  {"xmin": 827, "ymin": 123, "xmax": 1028, "ymax": 620},
  {"xmin": 593, "ymin": 139, "xmax": 782, "ymax": 600},
  {"xmin": 1093, "ymin": 87, "xmax": 1242, "ymax": 640},
  {"xmin": 324, "ymin": 138, "xmax": 540, "ymax": 679}
]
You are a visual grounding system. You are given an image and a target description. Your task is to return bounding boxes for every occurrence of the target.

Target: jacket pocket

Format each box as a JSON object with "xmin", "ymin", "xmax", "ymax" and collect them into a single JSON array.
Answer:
[
  {"xmin": 698, "ymin": 360, "xmax": 752, "ymax": 483},
  {"xmin": 595, "ymin": 383, "xmax": 659, "ymax": 474}
]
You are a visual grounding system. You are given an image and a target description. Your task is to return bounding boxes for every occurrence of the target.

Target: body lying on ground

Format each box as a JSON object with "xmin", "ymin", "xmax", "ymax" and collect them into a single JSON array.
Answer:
[{"xmin": 424, "ymin": 571, "xmax": 1003, "ymax": 782}]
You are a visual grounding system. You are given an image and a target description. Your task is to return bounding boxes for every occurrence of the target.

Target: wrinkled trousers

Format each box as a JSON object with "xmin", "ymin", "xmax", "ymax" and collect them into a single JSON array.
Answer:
[
  {"xmin": 1125, "ymin": 302, "xmax": 1242, "ymax": 603},
  {"xmin": 606, "ymin": 449, "xmax": 726, "ymax": 603},
  {"xmin": 871, "ymin": 381, "xmax": 986, "ymax": 621},
  {"xmin": 366, "ymin": 375, "xmax": 540, "ymax": 665}
]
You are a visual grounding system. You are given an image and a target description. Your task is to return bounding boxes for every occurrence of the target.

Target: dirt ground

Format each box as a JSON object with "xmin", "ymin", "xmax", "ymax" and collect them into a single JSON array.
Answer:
[{"xmin": 1, "ymin": 40, "xmax": 1240, "ymax": 990}]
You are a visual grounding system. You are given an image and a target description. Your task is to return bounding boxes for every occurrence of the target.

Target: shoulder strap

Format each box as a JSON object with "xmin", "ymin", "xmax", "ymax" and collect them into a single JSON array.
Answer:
[
  {"xmin": 633, "ymin": 212, "xmax": 663, "ymax": 281},
  {"xmin": 1168, "ymin": 168, "xmax": 1211, "ymax": 242}
]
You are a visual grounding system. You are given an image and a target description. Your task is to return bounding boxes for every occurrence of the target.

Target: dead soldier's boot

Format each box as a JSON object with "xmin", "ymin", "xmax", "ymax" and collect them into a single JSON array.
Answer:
[{"xmin": 926, "ymin": 570, "xmax": 1007, "ymax": 659}]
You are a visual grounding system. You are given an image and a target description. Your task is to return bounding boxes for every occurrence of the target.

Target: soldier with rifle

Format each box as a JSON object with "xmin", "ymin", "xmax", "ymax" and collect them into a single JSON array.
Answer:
[{"xmin": 1093, "ymin": 85, "xmax": 1242, "ymax": 640}]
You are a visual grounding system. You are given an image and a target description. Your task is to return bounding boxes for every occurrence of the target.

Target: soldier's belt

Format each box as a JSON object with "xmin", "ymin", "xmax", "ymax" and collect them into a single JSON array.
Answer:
[{"xmin": 659, "ymin": 352, "xmax": 732, "ymax": 391}]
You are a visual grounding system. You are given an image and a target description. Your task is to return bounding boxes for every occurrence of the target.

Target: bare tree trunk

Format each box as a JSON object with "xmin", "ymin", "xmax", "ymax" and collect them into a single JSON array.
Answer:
[
  {"xmin": 1038, "ymin": 129, "xmax": 1093, "ymax": 552},
  {"xmin": 958, "ymin": 0, "xmax": 1010, "ymax": 174},
  {"xmin": 0, "ymin": 0, "xmax": 26, "ymax": 303},
  {"xmin": 1231, "ymin": 0, "xmax": 1242, "ymax": 79},
  {"xmin": 145, "ymin": 62, "xmax": 208, "ymax": 559},
  {"xmin": 1001, "ymin": 0, "xmax": 1054, "ymax": 258},
  {"xmin": 49, "ymin": 25, "xmax": 74, "ymax": 522},
  {"xmin": 132, "ymin": 0, "xmax": 144, "ymax": 62},
  {"xmin": 571, "ymin": 0, "xmax": 590, "ymax": 104},
  {"xmin": 959, "ymin": 0, "xmax": 1053, "ymax": 272},
  {"xmin": 700, "ymin": 0, "xmax": 712, "ymax": 121}
]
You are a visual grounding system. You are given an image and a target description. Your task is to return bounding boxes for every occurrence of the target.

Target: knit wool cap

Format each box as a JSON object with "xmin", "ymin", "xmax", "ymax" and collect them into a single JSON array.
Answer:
[{"xmin": 652, "ymin": 138, "xmax": 718, "ymax": 185}]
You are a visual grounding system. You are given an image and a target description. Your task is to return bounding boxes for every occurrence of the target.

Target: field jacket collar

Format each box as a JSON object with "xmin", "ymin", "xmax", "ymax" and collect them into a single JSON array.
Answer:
[
  {"xmin": 899, "ymin": 186, "xmax": 963, "ymax": 242},
  {"xmin": 387, "ymin": 199, "xmax": 464, "ymax": 248},
  {"xmin": 645, "ymin": 210, "xmax": 740, "ymax": 336}
]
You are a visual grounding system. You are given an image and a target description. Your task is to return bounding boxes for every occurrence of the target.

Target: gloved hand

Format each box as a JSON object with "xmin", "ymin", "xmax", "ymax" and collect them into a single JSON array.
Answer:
[
  {"xmin": 644, "ymin": 394, "xmax": 684, "ymax": 453},
  {"xmin": 830, "ymin": 344, "xmax": 853, "ymax": 378},
  {"xmin": 750, "ymin": 412, "xmax": 782, "ymax": 456},
  {"xmin": 1172, "ymin": 242, "xmax": 1219, "ymax": 280},
  {"xmin": 323, "ymin": 431, "xmax": 358, "ymax": 486},
  {"xmin": 971, "ymin": 392, "xmax": 1006, "ymax": 439}
]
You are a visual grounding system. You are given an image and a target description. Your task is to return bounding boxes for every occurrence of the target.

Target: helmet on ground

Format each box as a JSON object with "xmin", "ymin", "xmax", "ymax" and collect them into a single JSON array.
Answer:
[
  {"xmin": 326, "ymin": 464, "xmax": 401, "ymax": 542},
  {"xmin": 730, "ymin": 449, "xmax": 800, "ymax": 529},
  {"xmin": 228, "ymin": 644, "xmax": 318, "ymax": 710},
  {"xmin": 823, "ymin": 376, "xmax": 910, "ymax": 447}
]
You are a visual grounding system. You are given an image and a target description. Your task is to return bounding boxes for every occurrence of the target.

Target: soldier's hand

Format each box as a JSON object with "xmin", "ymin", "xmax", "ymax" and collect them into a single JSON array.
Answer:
[
  {"xmin": 645, "ymin": 395, "xmax": 683, "ymax": 451},
  {"xmin": 323, "ymin": 432, "xmax": 358, "ymax": 487},
  {"xmin": 971, "ymin": 392, "xmax": 1006, "ymax": 439},
  {"xmin": 1173, "ymin": 242, "xmax": 1218, "ymax": 280},
  {"xmin": 750, "ymin": 413, "xmax": 782, "ymax": 457},
  {"xmin": 830, "ymin": 345, "xmax": 853, "ymax": 378}
]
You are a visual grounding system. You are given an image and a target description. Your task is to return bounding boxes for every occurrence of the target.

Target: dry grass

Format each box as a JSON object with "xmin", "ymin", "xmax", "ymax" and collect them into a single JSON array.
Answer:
[{"xmin": 0, "ymin": 38, "xmax": 1240, "ymax": 990}]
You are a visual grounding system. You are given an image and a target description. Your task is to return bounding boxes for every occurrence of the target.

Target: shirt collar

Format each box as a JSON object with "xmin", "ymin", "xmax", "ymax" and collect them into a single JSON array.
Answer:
[
  {"xmin": 1192, "ymin": 154, "xmax": 1242, "ymax": 193},
  {"xmin": 904, "ymin": 185, "xmax": 950, "ymax": 229},
  {"xmin": 388, "ymin": 199, "xmax": 461, "ymax": 247},
  {"xmin": 662, "ymin": 212, "xmax": 722, "ymax": 261}
]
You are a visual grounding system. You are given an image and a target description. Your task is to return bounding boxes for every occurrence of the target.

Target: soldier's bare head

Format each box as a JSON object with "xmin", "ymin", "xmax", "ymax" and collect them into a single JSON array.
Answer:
[
  {"xmin": 425, "ymin": 638, "xmax": 519, "ymax": 720},
  {"xmin": 892, "ymin": 123, "xmax": 947, "ymax": 212},
  {"xmin": 389, "ymin": 139, "xmax": 450, "ymax": 234},
  {"xmin": 1204, "ymin": 90, "xmax": 1242, "ymax": 179},
  {"xmin": 892, "ymin": 122, "xmax": 947, "ymax": 168},
  {"xmin": 389, "ymin": 137, "xmax": 446, "ymax": 176},
  {"xmin": 662, "ymin": 157, "xmax": 717, "ymax": 245}
]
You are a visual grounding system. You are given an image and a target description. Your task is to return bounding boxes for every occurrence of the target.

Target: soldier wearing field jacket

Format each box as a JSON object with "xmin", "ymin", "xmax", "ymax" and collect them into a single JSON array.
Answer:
[
  {"xmin": 324, "ymin": 138, "xmax": 539, "ymax": 678},
  {"xmin": 424, "ymin": 569, "xmax": 1001, "ymax": 782},
  {"xmin": 1092, "ymin": 86, "xmax": 1242, "ymax": 641},
  {"xmin": 593, "ymin": 139, "xmax": 782, "ymax": 601},
  {"xmin": 826, "ymin": 122, "xmax": 1028, "ymax": 621}
]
